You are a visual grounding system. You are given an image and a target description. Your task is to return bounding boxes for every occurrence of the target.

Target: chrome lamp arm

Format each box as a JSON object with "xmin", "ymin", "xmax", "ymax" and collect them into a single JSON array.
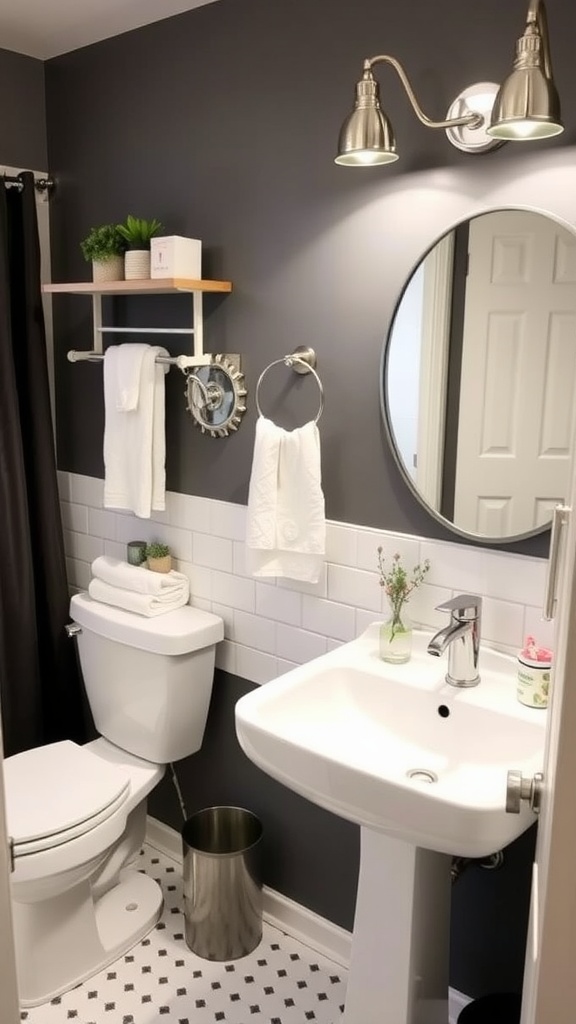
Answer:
[{"xmin": 364, "ymin": 56, "xmax": 483, "ymax": 131}]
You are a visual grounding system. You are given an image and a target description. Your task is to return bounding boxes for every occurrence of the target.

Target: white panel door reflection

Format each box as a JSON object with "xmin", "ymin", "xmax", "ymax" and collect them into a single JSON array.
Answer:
[{"xmin": 454, "ymin": 210, "xmax": 576, "ymax": 536}]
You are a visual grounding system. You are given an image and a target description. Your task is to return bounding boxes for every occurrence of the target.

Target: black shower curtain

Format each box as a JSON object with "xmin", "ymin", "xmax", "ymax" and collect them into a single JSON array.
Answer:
[{"xmin": 0, "ymin": 172, "xmax": 85, "ymax": 757}]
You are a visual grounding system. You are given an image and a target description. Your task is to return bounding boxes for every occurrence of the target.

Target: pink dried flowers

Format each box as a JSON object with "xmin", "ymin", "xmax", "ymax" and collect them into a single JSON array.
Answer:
[{"xmin": 377, "ymin": 547, "xmax": 431, "ymax": 625}]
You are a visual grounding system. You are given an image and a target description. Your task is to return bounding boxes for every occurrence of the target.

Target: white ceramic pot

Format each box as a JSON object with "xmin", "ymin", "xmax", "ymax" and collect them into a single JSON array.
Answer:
[
  {"xmin": 124, "ymin": 250, "xmax": 151, "ymax": 280},
  {"xmin": 92, "ymin": 256, "xmax": 124, "ymax": 282}
]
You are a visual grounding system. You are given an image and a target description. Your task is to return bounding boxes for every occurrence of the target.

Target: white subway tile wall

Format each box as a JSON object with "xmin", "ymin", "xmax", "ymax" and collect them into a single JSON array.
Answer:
[{"xmin": 60, "ymin": 473, "xmax": 554, "ymax": 686}]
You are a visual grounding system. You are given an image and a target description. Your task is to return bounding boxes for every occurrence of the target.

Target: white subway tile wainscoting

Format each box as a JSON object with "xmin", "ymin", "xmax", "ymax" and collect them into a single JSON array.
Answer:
[{"xmin": 60, "ymin": 472, "xmax": 552, "ymax": 684}]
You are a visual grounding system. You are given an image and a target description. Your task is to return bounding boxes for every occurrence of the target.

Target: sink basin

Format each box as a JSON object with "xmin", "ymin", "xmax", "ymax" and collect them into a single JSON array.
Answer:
[{"xmin": 235, "ymin": 624, "xmax": 546, "ymax": 857}]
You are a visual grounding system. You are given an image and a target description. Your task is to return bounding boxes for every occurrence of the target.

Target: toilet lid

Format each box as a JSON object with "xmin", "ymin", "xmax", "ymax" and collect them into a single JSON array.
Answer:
[{"xmin": 4, "ymin": 740, "xmax": 130, "ymax": 853}]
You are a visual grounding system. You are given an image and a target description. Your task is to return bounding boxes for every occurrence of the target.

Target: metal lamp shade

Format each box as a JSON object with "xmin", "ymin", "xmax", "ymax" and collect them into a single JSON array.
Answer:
[
  {"xmin": 487, "ymin": 64, "xmax": 563, "ymax": 140},
  {"xmin": 335, "ymin": 73, "xmax": 398, "ymax": 165}
]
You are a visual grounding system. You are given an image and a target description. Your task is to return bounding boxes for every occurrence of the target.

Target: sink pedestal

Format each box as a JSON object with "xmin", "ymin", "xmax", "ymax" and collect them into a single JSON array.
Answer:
[{"xmin": 343, "ymin": 828, "xmax": 452, "ymax": 1024}]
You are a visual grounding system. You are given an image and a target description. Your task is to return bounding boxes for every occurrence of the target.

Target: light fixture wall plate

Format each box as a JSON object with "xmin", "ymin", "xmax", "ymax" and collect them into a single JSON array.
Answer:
[{"xmin": 445, "ymin": 83, "xmax": 503, "ymax": 153}]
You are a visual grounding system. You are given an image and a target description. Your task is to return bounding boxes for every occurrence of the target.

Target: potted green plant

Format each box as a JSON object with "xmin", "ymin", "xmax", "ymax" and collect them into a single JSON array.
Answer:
[
  {"xmin": 116, "ymin": 215, "xmax": 164, "ymax": 280},
  {"xmin": 80, "ymin": 224, "xmax": 126, "ymax": 283},
  {"xmin": 145, "ymin": 541, "xmax": 172, "ymax": 574}
]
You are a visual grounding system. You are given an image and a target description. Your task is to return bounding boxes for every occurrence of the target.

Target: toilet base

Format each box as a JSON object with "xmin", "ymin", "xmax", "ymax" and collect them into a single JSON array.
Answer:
[{"xmin": 16, "ymin": 868, "xmax": 163, "ymax": 1007}]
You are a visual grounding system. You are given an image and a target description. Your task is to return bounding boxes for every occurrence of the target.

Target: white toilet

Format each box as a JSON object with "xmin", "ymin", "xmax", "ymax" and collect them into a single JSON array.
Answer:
[{"xmin": 4, "ymin": 591, "xmax": 224, "ymax": 1007}]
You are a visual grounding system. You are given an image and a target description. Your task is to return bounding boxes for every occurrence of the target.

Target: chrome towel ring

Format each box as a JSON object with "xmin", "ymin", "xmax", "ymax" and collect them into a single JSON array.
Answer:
[{"xmin": 255, "ymin": 346, "xmax": 324, "ymax": 424}]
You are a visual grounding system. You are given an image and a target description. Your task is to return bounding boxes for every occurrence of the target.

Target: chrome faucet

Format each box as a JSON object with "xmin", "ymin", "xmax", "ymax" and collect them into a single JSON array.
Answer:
[{"xmin": 427, "ymin": 595, "xmax": 482, "ymax": 687}]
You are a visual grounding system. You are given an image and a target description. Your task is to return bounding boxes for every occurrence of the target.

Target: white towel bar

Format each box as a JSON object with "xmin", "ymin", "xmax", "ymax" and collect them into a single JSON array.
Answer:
[
  {"xmin": 97, "ymin": 326, "xmax": 195, "ymax": 335},
  {"xmin": 66, "ymin": 350, "xmax": 210, "ymax": 369}
]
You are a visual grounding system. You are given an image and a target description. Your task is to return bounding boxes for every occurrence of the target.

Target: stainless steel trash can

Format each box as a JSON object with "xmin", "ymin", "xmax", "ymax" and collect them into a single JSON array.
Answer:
[{"xmin": 182, "ymin": 806, "xmax": 263, "ymax": 961}]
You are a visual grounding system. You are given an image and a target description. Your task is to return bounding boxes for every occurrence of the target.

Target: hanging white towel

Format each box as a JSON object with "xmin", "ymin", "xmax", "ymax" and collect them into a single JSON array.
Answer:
[
  {"xmin": 246, "ymin": 416, "xmax": 326, "ymax": 583},
  {"xmin": 103, "ymin": 344, "xmax": 169, "ymax": 518},
  {"xmin": 88, "ymin": 577, "xmax": 189, "ymax": 617},
  {"xmin": 115, "ymin": 342, "xmax": 148, "ymax": 411},
  {"xmin": 91, "ymin": 555, "xmax": 190, "ymax": 598}
]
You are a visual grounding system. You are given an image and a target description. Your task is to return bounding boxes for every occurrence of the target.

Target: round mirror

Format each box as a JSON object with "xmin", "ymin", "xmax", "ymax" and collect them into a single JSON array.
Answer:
[{"xmin": 383, "ymin": 208, "xmax": 576, "ymax": 543}]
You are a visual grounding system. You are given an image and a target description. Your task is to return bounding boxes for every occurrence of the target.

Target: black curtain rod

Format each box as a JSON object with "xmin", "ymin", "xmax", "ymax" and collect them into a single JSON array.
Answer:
[{"xmin": 3, "ymin": 174, "xmax": 54, "ymax": 194}]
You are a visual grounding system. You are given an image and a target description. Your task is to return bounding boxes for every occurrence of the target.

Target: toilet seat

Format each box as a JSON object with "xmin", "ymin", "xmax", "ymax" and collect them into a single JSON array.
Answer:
[{"xmin": 5, "ymin": 740, "xmax": 130, "ymax": 857}]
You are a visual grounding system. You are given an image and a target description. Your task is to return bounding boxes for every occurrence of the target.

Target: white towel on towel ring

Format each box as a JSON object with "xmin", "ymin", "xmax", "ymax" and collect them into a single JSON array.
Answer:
[{"xmin": 246, "ymin": 416, "xmax": 326, "ymax": 583}]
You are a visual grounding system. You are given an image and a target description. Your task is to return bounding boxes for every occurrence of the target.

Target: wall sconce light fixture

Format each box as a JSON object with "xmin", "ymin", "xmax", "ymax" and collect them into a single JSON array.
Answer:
[{"xmin": 335, "ymin": 0, "xmax": 563, "ymax": 166}]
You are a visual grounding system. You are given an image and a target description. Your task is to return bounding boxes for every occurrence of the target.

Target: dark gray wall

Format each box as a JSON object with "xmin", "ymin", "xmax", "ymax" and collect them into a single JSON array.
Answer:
[
  {"xmin": 0, "ymin": 47, "xmax": 47, "ymax": 169},
  {"xmin": 42, "ymin": 0, "xmax": 574, "ymax": 998},
  {"xmin": 45, "ymin": 0, "xmax": 576, "ymax": 555}
]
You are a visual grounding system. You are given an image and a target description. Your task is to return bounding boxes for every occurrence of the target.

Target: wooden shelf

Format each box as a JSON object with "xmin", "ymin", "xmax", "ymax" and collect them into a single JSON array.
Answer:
[{"xmin": 42, "ymin": 278, "xmax": 232, "ymax": 296}]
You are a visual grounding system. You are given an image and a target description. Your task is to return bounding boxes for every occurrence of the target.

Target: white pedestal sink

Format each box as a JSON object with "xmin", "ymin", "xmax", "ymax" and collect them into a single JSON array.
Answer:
[
  {"xmin": 235, "ymin": 625, "xmax": 546, "ymax": 1024},
  {"xmin": 347, "ymin": 829, "xmax": 451, "ymax": 1024}
]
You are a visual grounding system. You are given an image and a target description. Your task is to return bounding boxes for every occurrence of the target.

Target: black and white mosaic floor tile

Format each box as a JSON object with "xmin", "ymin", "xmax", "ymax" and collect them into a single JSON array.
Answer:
[{"xmin": 20, "ymin": 844, "xmax": 347, "ymax": 1024}]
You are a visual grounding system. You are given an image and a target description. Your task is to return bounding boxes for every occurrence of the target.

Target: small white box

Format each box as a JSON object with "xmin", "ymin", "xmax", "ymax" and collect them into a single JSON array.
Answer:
[{"xmin": 150, "ymin": 235, "xmax": 202, "ymax": 279}]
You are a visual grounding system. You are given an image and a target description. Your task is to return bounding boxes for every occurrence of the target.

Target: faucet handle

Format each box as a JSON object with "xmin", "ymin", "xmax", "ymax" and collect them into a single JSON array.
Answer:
[{"xmin": 435, "ymin": 594, "xmax": 482, "ymax": 620}]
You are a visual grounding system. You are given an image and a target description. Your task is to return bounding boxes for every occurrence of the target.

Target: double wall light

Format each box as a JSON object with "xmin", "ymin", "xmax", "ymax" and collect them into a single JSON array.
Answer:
[{"xmin": 335, "ymin": 0, "xmax": 563, "ymax": 166}]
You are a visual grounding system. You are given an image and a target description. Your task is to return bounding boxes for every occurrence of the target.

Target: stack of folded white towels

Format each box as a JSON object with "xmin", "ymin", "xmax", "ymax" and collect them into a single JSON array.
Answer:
[{"xmin": 88, "ymin": 555, "xmax": 190, "ymax": 617}]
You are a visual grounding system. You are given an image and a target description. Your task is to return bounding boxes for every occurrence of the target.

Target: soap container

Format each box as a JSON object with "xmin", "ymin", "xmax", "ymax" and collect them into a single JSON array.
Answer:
[{"xmin": 517, "ymin": 636, "xmax": 552, "ymax": 708}]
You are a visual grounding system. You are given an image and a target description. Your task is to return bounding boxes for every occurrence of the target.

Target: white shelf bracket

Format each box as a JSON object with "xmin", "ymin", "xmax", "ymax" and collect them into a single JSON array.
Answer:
[
  {"xmin": 193, "ymin": 290, "xmax": 206, "ymax": 363},
  {"xmin": 92, "ymin": 294, "xmax": 103, "ymax": 355},
  {"xmin": 81, "ymin": 284, "xmax": 216, "ymax": 367}
]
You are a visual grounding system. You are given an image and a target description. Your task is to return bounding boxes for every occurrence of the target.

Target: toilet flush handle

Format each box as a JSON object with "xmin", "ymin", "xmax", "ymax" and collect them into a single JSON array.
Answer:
[{"xmin": 65, "ymin": 623, "xmax": 82, "ymax": 638}]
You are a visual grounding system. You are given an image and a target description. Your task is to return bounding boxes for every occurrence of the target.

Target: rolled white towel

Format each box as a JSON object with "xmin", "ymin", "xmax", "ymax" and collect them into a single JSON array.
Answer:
[
  {"xmin": 88, "ymin": 577, "xmax": 189, "ymax": 617},
  {"xmin": 91, "ymin": 555, "xmax": 188, "ymax": 596}
]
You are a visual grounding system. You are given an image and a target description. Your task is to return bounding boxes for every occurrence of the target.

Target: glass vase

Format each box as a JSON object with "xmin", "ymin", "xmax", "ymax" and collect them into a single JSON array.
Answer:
[{"xmin": 379, "ymin": 604, "xmax": 413, "ymax": 664}]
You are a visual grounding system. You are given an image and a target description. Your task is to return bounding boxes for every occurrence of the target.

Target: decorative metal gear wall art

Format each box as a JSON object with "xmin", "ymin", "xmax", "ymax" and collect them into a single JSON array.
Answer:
[{"xmin": 184, "ymin": 354, "xmax": 247, "ymax": 437}]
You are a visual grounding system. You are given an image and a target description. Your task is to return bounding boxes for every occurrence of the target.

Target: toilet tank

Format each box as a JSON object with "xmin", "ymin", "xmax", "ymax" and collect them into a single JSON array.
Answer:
[{"xmin": 70, "ymin": 593, "xmax": 224, "ymax": 764}]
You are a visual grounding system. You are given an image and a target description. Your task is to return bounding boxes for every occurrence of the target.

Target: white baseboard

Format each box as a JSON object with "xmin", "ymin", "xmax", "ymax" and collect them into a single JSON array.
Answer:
[
  {"xmin": 146, "ymin": 814, "xmax": 184, "ymax": 861},
  {"xmin": 145, "ymin": 815, "xmax": 471, "ymax": 1022}
]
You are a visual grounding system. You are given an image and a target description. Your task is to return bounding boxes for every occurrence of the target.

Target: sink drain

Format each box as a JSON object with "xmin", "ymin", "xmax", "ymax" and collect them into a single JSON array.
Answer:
[{"xmin": 406, "ymin": 768, "xmax": 438, "ymax": 783}]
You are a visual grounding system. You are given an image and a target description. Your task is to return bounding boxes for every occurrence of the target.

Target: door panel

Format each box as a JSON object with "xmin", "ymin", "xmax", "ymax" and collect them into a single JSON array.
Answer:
[
  {"xmin": 454, "ymin": 212, "xmax": 576, "ymax": 535},
  {"xmin": 521, "ymin": 496, "xmax": 576, "ymax": 1022}
]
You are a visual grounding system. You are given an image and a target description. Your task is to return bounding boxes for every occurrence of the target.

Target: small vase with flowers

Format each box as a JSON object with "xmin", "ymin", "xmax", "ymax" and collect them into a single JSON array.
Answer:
[{"xmin": 377, "ymin": 547, "xmax": 430, "ymax": 664}]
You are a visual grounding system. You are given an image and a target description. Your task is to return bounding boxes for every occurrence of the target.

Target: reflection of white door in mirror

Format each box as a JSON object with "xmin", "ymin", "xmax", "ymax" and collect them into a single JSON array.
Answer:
[
  {"xmin": 454, "ymin": 211, "xmax": 576, "ymax": 536},
  {"xmin": 416, "ymin": 232, "xmax": 453, "ymax": 509},
  {"xmin": 386, "ymin": 265, "xmax": 423, "ymax": 484},
  {"xmin": 384, "ymin": 208, "xmax": 576, "ymax": 543}
]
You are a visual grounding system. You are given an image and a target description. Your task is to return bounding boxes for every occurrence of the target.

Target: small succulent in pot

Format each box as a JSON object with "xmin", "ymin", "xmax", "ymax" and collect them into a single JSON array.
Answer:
[
  {"xmin": 80, "ymin": 223, "xmax": 126, "ymax": 262},
  {"xmin": 116, "ymin": 215, "xmax": 164, "ymax": 251},
  {"xmin": 145, "ymin": 541, "xmax": 172, "ymax": 573},
  {"xmin": 80, "ymin": 224, "xmax": 127, "ymax": 282}
]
